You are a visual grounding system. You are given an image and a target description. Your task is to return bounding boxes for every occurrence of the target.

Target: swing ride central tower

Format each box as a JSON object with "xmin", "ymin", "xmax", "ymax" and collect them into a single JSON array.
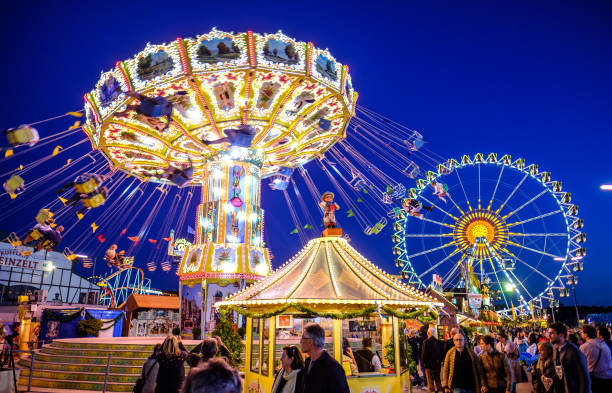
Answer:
[{"xmin": 81, "ymin": 29, "xmax": 357, "ymax": 332}]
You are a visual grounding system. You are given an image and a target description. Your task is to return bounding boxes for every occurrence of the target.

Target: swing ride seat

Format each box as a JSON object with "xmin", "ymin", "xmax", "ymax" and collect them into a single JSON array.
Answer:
[
  {"xmin": 3, "ymin": 175, "xmax": 25, "ymax": 194},
  {"xmin": 28, "ymin": 228, "xmax": 44, "ymax": 241},
  {"xmin": 39, "ymin": 238, "xmax": 57, "ymax": 251},
  {"xmin": 17, "ymin": 246, "xmax": 33, "ymax": 257},
  {"xmin": 62, "ymin": 247, "xmax": 78, "ymax": 261},
  {"xmin": 82, "ymin": 192, "xmax": 106, "ymax": 208},
  {"xmin": 170, "ymin": 173, "xmax": 190, "ymax": 187},
  {"xmin": 5, "ymin": 125, "xmax": 39, "ymax": 146},
  {"xmin": 7, "ymin": 232, "xmax": 22, "ymax": 247},
  {"xmin": 35, "ymin": 209, "xmax": 53, "ymax": 224},
  {"xmin": 74, "ymin": 177, "xmax": 99, "ymax": 194}
]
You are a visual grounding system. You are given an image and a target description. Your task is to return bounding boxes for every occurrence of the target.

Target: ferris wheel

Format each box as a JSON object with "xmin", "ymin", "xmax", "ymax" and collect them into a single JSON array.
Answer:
[{"xmin": 392, "ymin": 153, "xmax": 585, "ymax": 316}]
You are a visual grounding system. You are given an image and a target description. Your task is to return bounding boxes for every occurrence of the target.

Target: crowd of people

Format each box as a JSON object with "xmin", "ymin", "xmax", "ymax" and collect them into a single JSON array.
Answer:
[
  {"xmin": 135, "ymin": 322, "xmax": 351, "ymax": 393},
  {"xmin": 406, "ymin": 323, "xmax": 612, "ymax": 393},
  {"xmin": 135, "ymin": 321, "xmax": 612, "ymax": 393}
]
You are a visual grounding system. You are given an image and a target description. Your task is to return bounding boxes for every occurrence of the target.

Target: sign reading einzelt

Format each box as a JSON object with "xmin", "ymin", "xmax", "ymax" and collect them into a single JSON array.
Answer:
[{"xmin": 0, "ymin": 248, "xmax": 51, "ymax": 271}]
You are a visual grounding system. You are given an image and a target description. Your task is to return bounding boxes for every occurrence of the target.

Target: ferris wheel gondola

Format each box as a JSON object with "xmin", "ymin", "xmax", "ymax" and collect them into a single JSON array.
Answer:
[{"xmin": 392, "ymin": 153, "xmax": 585, "ymax": 317}]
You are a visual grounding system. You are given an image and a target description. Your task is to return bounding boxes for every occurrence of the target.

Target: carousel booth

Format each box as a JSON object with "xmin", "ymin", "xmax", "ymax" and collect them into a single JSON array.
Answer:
[
  {"xmin": 124, "ymin": 294, "xmax": 179, "ymax": 337},
  {"xmin": 215, "ymin": 235, "xmax": 442, "ymax": 393}
]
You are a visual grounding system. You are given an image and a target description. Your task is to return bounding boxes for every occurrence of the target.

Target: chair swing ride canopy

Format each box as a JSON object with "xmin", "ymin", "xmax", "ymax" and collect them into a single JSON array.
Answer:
[{"xmin": 82, "ymin": 28, "xmax": 357, "ymax": 182}]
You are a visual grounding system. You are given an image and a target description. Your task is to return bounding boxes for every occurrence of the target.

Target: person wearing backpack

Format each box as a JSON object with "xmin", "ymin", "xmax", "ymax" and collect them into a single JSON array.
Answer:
[
  {"xmin": 421, "ymin": 327, "xmax": 443, "ymax": 393},
  {"xmin": 354, "ymin": 337, "xmax": 381, "ymax": 373}
]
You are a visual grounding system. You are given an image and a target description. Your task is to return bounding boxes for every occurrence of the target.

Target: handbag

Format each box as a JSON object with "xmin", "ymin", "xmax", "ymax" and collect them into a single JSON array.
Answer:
[{"xmin": 133, "ymin": 359, "xmax": 157, "ymax": 393}]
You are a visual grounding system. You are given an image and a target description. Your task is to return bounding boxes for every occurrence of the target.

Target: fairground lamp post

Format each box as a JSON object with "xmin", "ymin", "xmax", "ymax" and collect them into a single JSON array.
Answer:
[{"xmin": 82, "ymin": 29, "xmax": 357, "ymax": 332}]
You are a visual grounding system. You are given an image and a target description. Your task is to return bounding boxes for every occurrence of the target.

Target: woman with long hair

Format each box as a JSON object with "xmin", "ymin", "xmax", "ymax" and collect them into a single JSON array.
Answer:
[
  {"xmin": 270, "ymin": 345, "xmax": 305, "ymax": 393},
  {"xmin": 155, "ymin": 336, "xmax": 186, "ymax": 393}
]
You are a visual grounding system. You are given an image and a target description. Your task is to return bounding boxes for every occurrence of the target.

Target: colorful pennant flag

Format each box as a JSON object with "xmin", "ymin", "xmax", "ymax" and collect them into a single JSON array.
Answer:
[
  {"xmin": 347, "ymin": 209, "xmax": 354, "ymax": 218},
  {"xmin": 58, "ymin": 196, "xmax": 68, "ymax": 205},
  {"xmin": 91, "ymin": 222, "xmax": 98, "ymax": 233},
  {"xmin": 97, "ymin": 234, "xmax": 106, "ymax": 243},
  {"xmin": 66, "ymin": 111, "xmax": 83, "ymax": 118},
  {"xmin": 76, "ymin": 212, "xmax": 84, "ymax": 220},
  {"xmin": 289, "ymin": 228, "xmax": 298, "ymax": 234},
  {"xmin": 4, "ymin": 149, "xmax": 13, "ymax": 158},
  {"xmin": 52, "ymin": 146, "xmax": 62, "ymax": 156},
  {"xmin": 127, "ymin": 236, "xmax": 139, "ymax": 244},
  {"xmin": 68, "ymin": 121, "xmax": 81, "ymax": 130},
  {"xmin": 148, "ymin": 239, "xmax": 157, "ymax": 244},
  {"xmin": 357, "ymin": 198, "xmax": 363, "ymax": 202},
  {"xmin": 120, "ymin": 228, "xmax": 127, "ymax": 236},
  {"xmin": 303, "ymin": 224, "xmax": 313, "ymax": 230},
  {"xmin": 162, "ymin": 237, "xmax": 172, "ymax": 241}
]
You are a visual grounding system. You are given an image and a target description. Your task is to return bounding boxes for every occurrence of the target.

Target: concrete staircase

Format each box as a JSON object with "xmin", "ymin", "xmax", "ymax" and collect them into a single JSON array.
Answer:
[{"xmin": 17, "ymin": 337, "xmax": 198, "ymax": 392}]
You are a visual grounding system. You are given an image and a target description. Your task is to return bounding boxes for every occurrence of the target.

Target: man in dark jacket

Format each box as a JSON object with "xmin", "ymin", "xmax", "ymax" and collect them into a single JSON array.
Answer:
[
  {"xmin": 421, "ymin": 326, "xmax": 443, "ymax": 393},
  {"xmin": 548, "ymin": 322, "xmax": 590, "ymax": 393},
  {"xmin": 300, "ymin": 323, "xmax": 349, "ymax": 393}
]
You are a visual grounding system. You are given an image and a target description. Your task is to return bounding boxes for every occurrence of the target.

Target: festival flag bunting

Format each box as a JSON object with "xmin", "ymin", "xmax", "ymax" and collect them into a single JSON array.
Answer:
[
  {"xmin": 303, "ymin": 224, "xmax": 313, "ymax": 230},
  {"xmin": 289, "ymin": 228, "xmax": 298, "ymax": 234},
  {"xmin": 63, "ymin": 158, "xmax": 72, "ymax": 167},
  {"xmin": 146, "ymin": 261, "xmax": 157, "ymax": 272},
  {"xmin": 76, "ymin": 212, "xmax": 84, "ymax": 220},
  {"xmin": 97, "ymin": 234, "xmax": 106, "ymax": 243},
  {"xmin": 347, "ymin": 209, "xmax": 354, "ymax": 217},
  {"xmin": 68, "ymin": 121, "xmax": 81, "ymax": 130},
  {"xmin": 58, "ymin": 196, "xmax": 68, "ymax": 205},
  {"xmin": 162, "ymin": 237, "xmax": 172, "ymax": 241},
  {"xmin": 4, "ymin": 149, "xmax": 13, "ymax": 158},
  {"xmin": 91, "ymin": 222, "xmax": 98, "ymax": 233},
  {"xmin": 127, "ymin": 236, "xmax": 139, "ymax": 245},
  {"xmin": 357, "ymin": 197, "xmax": 363, "ymax": 202},
  {"xmin": 16, "ymin": 165, "xmax": 23, "ymax": 171},
  {"xmin": 52, "ymin": 146, "xmax": 62, "ymax": 156},
  {"xmin": 148, "ymin": 239, "xmax": 157, "ymax": 244},
  {"xmin": 66, "ymin": 111, "xmax": 83, "ymax": 118},
  {"xmin": 120, "ymin": 228, "xmax": 127, "ymax": 236}
]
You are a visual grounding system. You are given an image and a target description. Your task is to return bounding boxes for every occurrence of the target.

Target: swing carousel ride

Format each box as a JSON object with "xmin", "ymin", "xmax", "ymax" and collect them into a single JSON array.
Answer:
[
  {"xmin": 393, "ymin": 153, "xmax": 585, "ymax": 318},
  {"xmin": 1, "ymin": 29, "xmax": 440, "ymax": 307}
]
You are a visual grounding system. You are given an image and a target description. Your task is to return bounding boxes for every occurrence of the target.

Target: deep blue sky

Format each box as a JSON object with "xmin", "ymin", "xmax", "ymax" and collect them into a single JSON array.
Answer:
[{"xmin": 1, "ymin": 1, "xmax": 611, "ymax": 305}]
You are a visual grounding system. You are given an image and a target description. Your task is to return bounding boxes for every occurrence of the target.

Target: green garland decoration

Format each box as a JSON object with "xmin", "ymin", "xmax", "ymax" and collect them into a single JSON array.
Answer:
[
  {"xmin": 220, "ymin": 303, "xmax": 438, "ymax": 321},
  {"xmin": 380, "ymin": 306, "xmax": 438, "ymax": 323},
  {"xmin": 43, "ymin": 308, "xmax": 84, "ymax": 322}
]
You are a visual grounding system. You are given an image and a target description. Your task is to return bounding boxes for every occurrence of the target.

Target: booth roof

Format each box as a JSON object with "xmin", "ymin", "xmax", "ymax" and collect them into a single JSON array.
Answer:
[
  {"xmin": 124, "ymin": 294, "xmax": 179, "ymax": 312},
  {"xmin": 215, "ymin": 236, "xmax": 442, "ymax": 309}
]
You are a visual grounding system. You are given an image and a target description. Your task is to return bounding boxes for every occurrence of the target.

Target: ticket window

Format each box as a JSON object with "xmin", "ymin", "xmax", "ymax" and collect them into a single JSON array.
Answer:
[{"xmin": 342, "ymin": 316, "xmax": 395, "ymax": 376}]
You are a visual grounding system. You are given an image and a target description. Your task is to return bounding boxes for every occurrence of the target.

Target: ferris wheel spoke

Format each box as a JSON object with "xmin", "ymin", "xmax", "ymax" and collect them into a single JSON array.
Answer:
[
  {"xmin": 501, "ymin": 189, "xmax": 548, "ymax": 220},
  {"xmin": 454, "ymin": 168, "xmax": 473, "ymax": 212},
  {"xmin": 505, "ymin": 239, "xmax": 564, "ymax": 259},
  {"xmin": 501, "ymin": 248, "xmax": 556, "ymax": 283},
  {"xmin": 420, "ymin": 216, "xmax": 456, "ymax": 229},
  {"xmin": 508, "ymin": 233, "xmax": 568, "ymax": 237},
  {"xmin": 445, "ymin": 192, "xmax": 466, "ymax": 216},
  {"xmin": 507, "ymin": 268, "xmax": 534, "ymax": 301},
  {"xmin": 419, "ymin": 194, "xmax": 460, "ymax": 221},
  {"xmin": 486, "ymin": 164, "xmax": 505, "ymax": 211},
  {"xmin": 404, "ymin": 233, "xmax": 455, "ymax": 237},
  {"xmin": 505, "ymin": 210, "xmax": 562, "ymax": 228},
  {"xmin": 440, "ymin": 259, "xmax": 462, "ymax": 287},
  {"xmin": 407, "ymin": 240, "xmax": 458, "ymax": 259},
  {"xmin": 484, "ymin": 249, "xmax": 511, "ymax": 310},
  {"xmin": 418, "ymin": 248, "xmax": 462, "ymax": 278},
  {"xmin": 495, "ymin": 172, "xmax": 528, "ymax": 215}
]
